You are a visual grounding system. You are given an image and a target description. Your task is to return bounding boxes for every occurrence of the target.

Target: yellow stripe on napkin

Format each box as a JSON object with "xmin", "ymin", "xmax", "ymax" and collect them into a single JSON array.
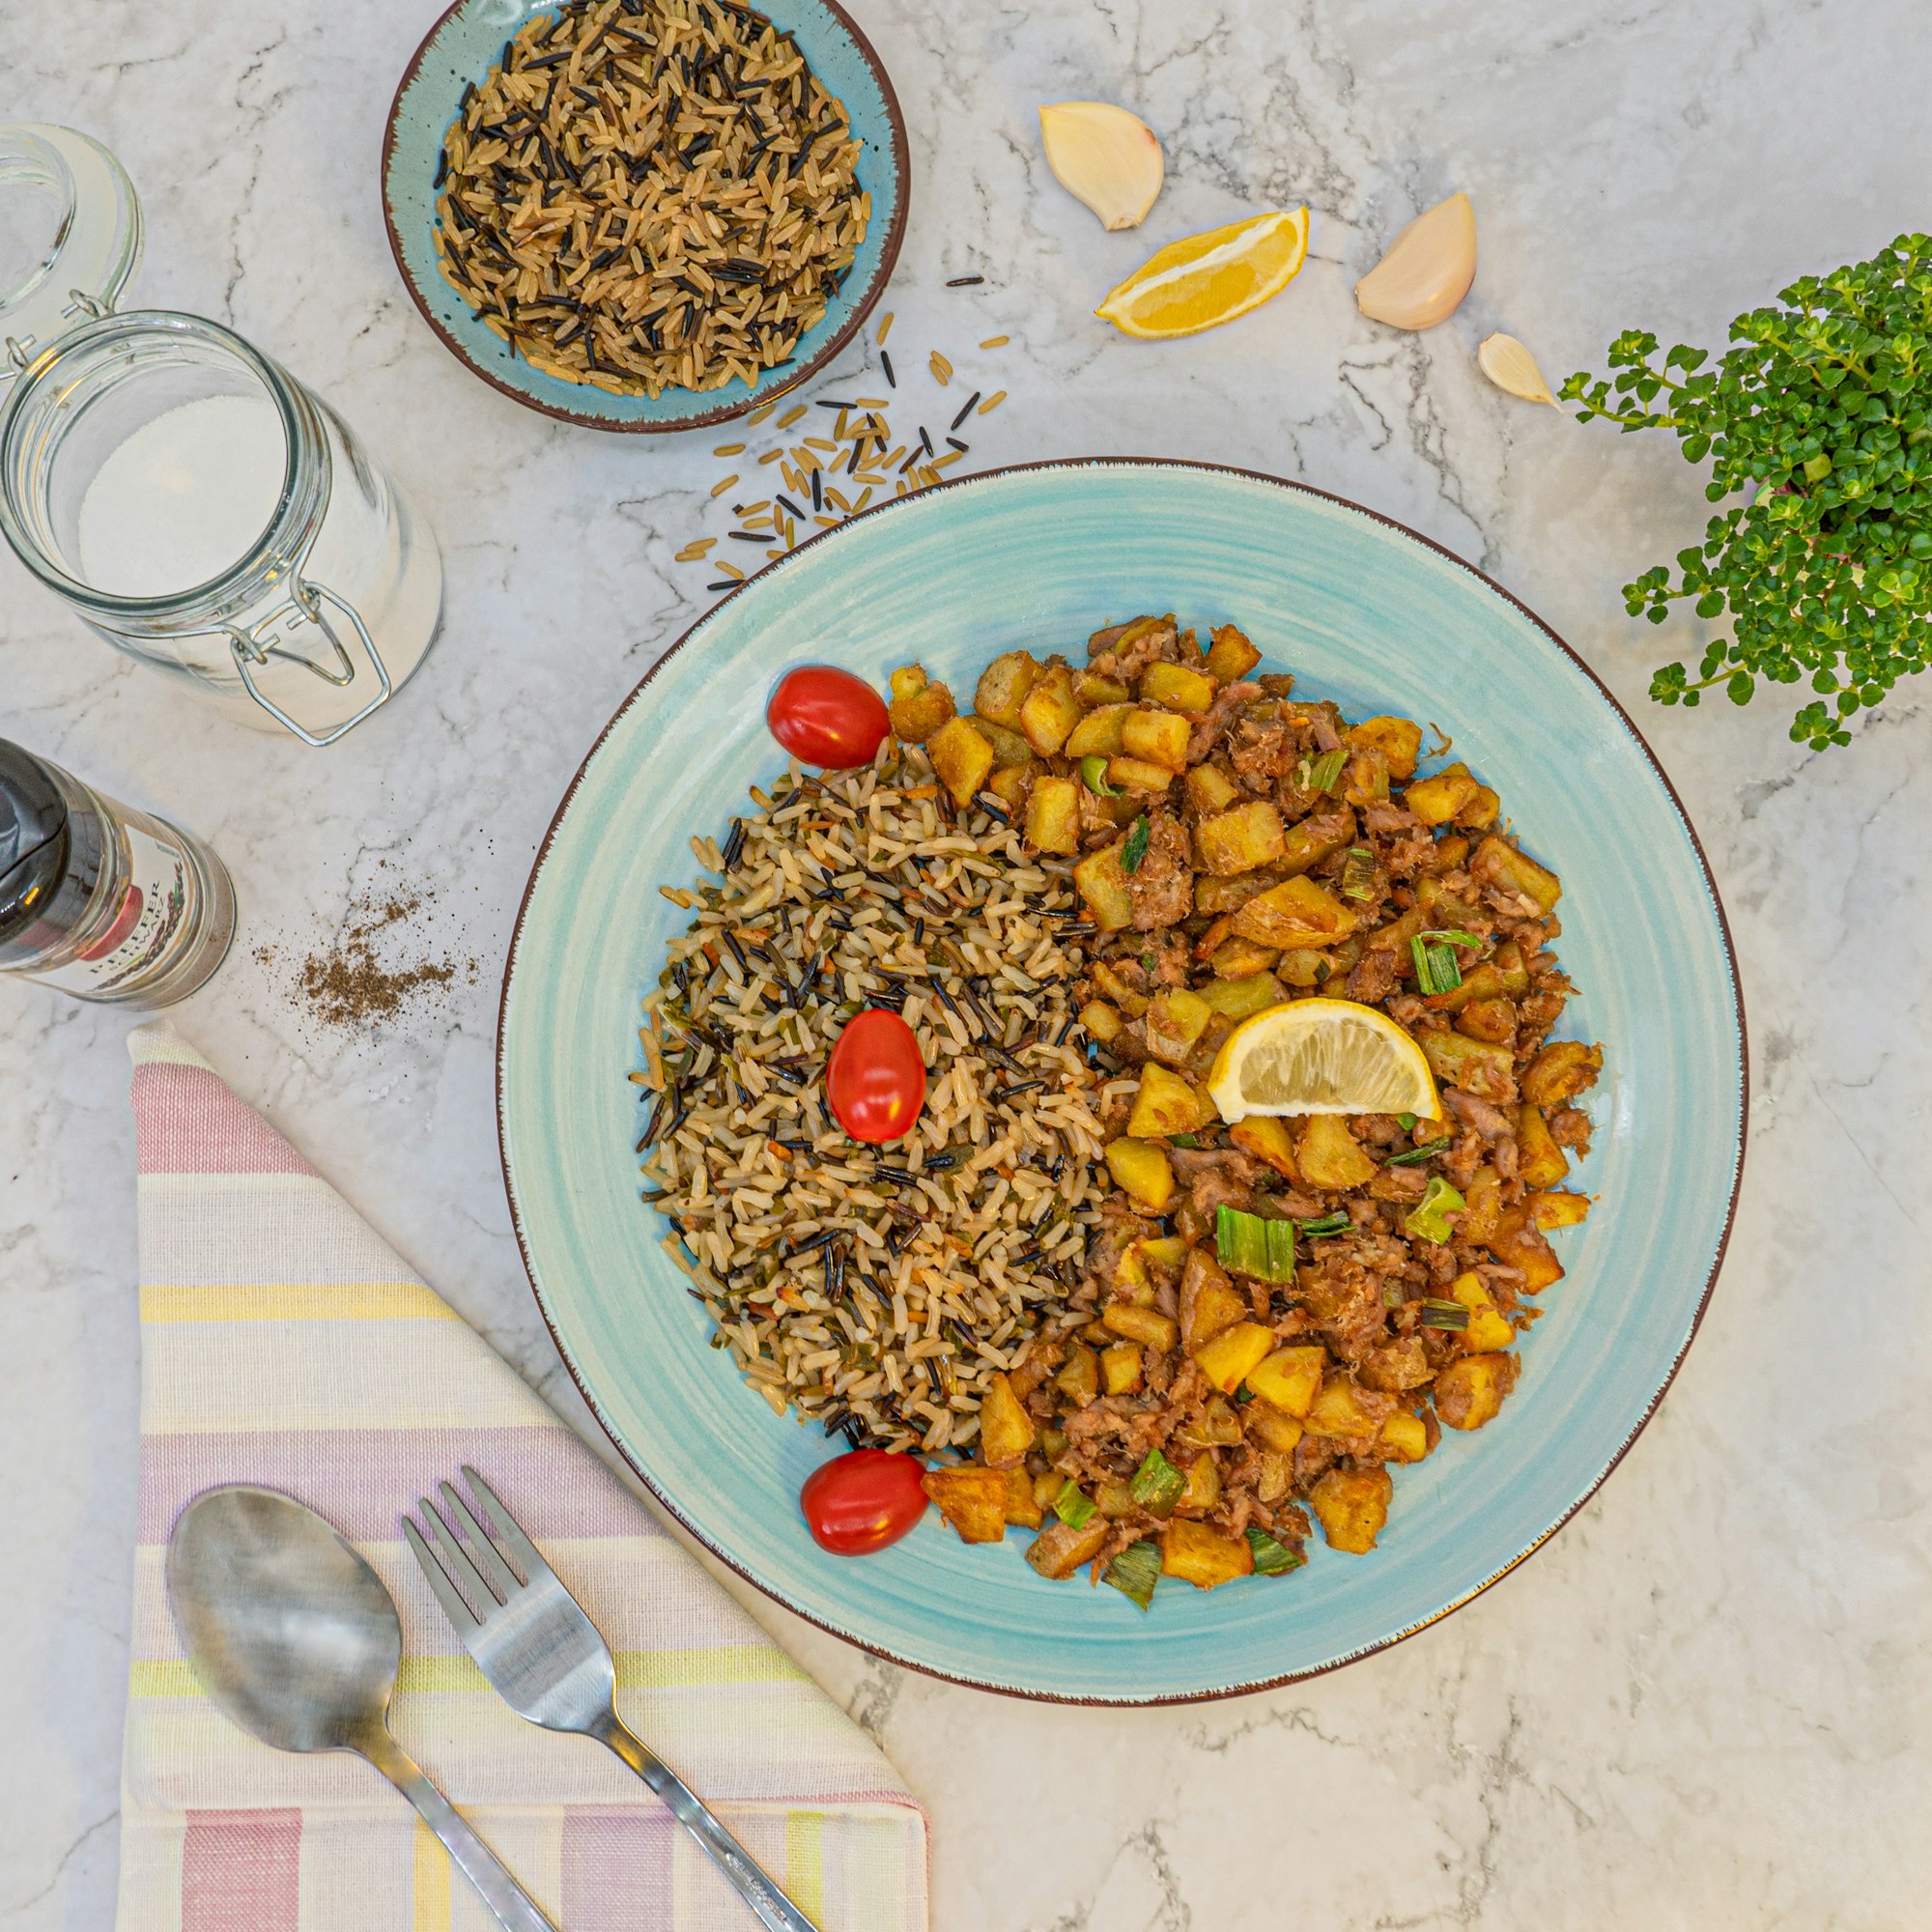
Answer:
[{"xmin": 141, "ymin": 1281, "xmax": 460, "ymax": 1323}]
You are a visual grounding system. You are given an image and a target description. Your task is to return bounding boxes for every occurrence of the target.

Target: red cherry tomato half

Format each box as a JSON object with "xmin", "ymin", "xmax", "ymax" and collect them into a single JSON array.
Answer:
[
  {"xmin": 766, "ymin": 666, "xmax": 891, "ymax": 769},
  {"xmin": 800, "ymin": 1448, "xmax": 928, "ymax": 1555},
  {"xmin": 826, "ymin": 1008, "xmax": 926, "ymax": 1144}
]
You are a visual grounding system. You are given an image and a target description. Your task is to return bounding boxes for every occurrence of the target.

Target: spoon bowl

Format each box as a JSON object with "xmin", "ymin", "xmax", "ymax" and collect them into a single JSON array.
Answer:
[{"xmin": 165, "ymin": 1485, "xmax": 557, "ymax": 1932}]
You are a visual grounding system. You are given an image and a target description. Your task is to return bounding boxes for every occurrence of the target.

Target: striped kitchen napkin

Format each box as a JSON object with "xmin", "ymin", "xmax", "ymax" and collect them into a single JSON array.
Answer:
[{"xmin": 116, "ymin": 1022, "xmax": 928, "ymax": 1932}]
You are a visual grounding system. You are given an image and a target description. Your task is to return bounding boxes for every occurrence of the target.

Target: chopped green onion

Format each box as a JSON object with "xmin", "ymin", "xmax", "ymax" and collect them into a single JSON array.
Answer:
[
  {"xmin": 1053, "ymin": 1484, "xmax": 1096, "ymax": 1529},
  {"xmin": 1215, "ymin": 1204, "xmax": 1299, "ymax": 1282},
  {"xmin": 1121, "ymin": 813, "xmax": 1151, "ymax": 874},
  {"xmin": 1297, "ymin": 748, "xmax": 1348, "ymax": 793},
  {"xmin": 1419, "ymin": 1298, "xmax": 1469, "ymax": 1329},
  {"xmin": 1339, "ymin": 844, "xmax": 1378, "ymax": 900},
  {"xmin": 1384, "ymin": 1135, "xmax": 1454, "ymax": 1168},
  {"xmin": 1167, "ymin": 1132, "xmax": 1202, "ymax": 1149},
  {"xmin": 1103, "ymin": 1538, "xmax": 1162, "ymax": 1610},
  {"xmin": 1129, "ymin": 1447, "xmax": 1186, "ymax": 1518},
  {"xmin": 1396, "ymin": 1112, "xmax": 1418, "ymax": 1131},
  {"xmin": 1419, "ymin": 928, "xmax": 1485, "ymax": 948},
  {"xmin": 1246, "ymin": 1525, "xmax": 1305, "ymax": 1576},
  {"xmin": 1404, "ymin": 1176, "xmax": 1465, "ymax": 1243},
  {"xmin": 1295, "ymin": 1211, "xmax": 1351, "ymax": 1238},
  {"xmin": 1382, "ymin": 1282, "xmax": 1408, "ymax": 1308},
  {"xmin": 1080, "ymin": 754, "xmax": 1118, "ymax": 797},
  {"xmin": 1410, "ymin": 934, "xmax": 1462, "ymax": 996}
]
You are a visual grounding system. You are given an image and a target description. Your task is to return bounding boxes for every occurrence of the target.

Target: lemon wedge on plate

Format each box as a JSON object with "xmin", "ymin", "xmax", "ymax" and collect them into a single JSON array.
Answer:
[
  {"xmin": 1208, "ymin": 998, "xmax": 1438, "ymax": 1122},
  {"xmin": 1095, "ymin": 208, "xmax": 1310, "ymax": 339}
]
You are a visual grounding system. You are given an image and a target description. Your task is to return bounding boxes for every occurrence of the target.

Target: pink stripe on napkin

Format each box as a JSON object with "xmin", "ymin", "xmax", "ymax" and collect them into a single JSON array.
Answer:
[
  {"xmin": 132, "ymin": 1059, "xmax": 320, "ymax": 1176},
  {"xmin": 182, "ymin": 1810, "xmax": 301, "ymax": 1932}
]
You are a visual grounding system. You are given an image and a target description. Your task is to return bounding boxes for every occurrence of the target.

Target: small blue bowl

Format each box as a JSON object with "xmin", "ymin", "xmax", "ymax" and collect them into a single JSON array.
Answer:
[
  {"xmin": 499, "ymin": 461, "xmax": 1747, "ymax": 1701},
  {"xmin": 381, "ymin": 0, "xmax": 907, "ymax": 433}
]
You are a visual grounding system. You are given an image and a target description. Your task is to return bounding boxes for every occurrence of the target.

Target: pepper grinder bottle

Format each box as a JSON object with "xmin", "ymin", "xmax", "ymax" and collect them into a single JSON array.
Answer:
[{"xmin": 0, "ymin": 739, "xmax": 235, "ymax": 1007}]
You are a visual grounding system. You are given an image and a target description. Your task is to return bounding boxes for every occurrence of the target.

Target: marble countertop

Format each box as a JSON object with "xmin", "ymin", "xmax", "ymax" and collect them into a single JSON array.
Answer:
[{"xmin": 4, "ymin": 0, "xmax": 1928, "ymax": 1923}]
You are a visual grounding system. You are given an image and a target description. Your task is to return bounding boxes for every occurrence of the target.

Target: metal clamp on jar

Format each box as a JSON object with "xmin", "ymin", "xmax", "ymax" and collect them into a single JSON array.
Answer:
[{"xmin": 0, "ymin": 124, "xmax": 443, "ymax": 746}]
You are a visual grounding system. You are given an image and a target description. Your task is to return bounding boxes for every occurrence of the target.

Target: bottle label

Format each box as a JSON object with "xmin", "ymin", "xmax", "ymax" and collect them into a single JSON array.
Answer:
[{"xmin": 35, "ymin": 824, "xmax": 192, "ymax": 996}]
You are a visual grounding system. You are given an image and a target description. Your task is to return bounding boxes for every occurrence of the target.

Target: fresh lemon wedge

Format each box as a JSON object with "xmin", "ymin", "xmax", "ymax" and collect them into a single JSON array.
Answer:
[
  {"xmin": 1095, "ymin": 208, "xmax": 1310, "ymax": 339},
  {"xmin": 1208, "ymin": 998, "xmax": 1438, "ymax": 1122}
]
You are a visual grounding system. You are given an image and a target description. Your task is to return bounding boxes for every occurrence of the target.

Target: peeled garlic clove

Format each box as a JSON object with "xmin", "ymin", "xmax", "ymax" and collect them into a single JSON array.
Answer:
[
  {"xmin": 1355, "ymin": 191, "xmax": 1477, "ymax": 329},
  {"xmin": 1477, "ymin": 332, "xmax": 1558, "ymax": 406},
  {"xmin": 1039, "ymin": 101, "xmax": 1164, "ymax": 231}
]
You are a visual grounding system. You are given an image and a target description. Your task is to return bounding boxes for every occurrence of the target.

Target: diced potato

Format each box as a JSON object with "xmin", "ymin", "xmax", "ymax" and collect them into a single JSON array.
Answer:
[
  {"xmin": 1204, "ymin": 622, "xmax": 1262, "ymax": 684},
  {"xmin": 1095, "ymin": 1479, "xmax": 1139, "ymax": 1519},
  {"xmin": 1309, "ymin": 1466, "xmax": 1392, "ymax": 1554},
  {"xmin": 1090, "ymin": 960, "xmax": 1149, "ymax": 1017},
  {"xmin": 1470, "ymin": 833, "xmax": 1562, "ymax": 913},
  {"xmin": 1522, "ymin": 1039, "xmax": 1604, "ymax": 1108},
  {"xmin": 1026, "ymin": 1516, "xmax": 1111, "ymax": 1578},
  {"xmin": 1140, "ymin": 661, "xmax": 1217, "ymax": 713},
  {"xmin": 887, "ymin": 668, "xmax": 957, "ymax": 743},
  {"xmin": 1101, "ymin": 1340, "xmax": 1146, "ymax": 1396},
  {"xmin": 1032, "ymin": 1468, "xmax": 1067, "ymax": 1509},
  {"xmin": 1197, "ymin": 801, "xmax": 1288, "ymax": 874},
  {"xmin": 1073, "ymin": 668, "xmax": 1132, "ymax": 707},
  {"xmin": 1419, "ymin": 1029, "xmax": 1518, "ymax": 1103},
  {"xmin": 1140, "ymin": 1236, "xmax": 1187, "ymax": 1277},
  {"xmin": 1196, "ymin": 972, "xmax": 1285, "ymax": 1019},
  {"xmin": 1106, "ymin": 754, "xmax": 1176, "ymax": 793},
  {"xmin": 1210, "ymin": 937, "xmax": 1282, "ymax": 980},
  {"xmin": 1347, "ymin": 715, "xmax": 1423, "ymax": 781},
  {"xmin": 1341, "ymin": 746, "xmax": 1390, "ymax": 808},
  {"xmin": 1430, "ymin": 834, "xmax": 1472, "ymax": 871},
  {"xmin": 1052, "ymin": 1343, "xmax": 1099, "ymax": 1406},
  {"xmin": 1193, "ymin": 867, "xmax": 1277, "ymax": 916},
  {"xmin": 1231, "ymin": 875, "xmax": 1359, "ymax": 948},
  {"xmin": 1229, "ymin": 1115, "xmax": 1299, "ymax": 1180},
  {"xmin": 1245, "ymin": 1404, "xmax": 1305, "ymax": 1454},
  {"xmin": 1103, "ymin": 1302, "xmax": 1180, "ymax": 1352},
  {"xmin": 1531, "ymin": 1190, "xmax": 1591, "ymax": 1231},
  {"xmin": 1274, "ymin": 949, "xmax": 1330, "ymax": 988},
  {"xmin": 1244, "ymin": 1345, "xmax": 1325, "ymax": 1417},
  {"xmin": 1184, "ymin": 1279, "xmax": 1248, "ymax": 1353},
  {"xmin": 1072, "ymin": 843, "xmax": 1135, "ymax": 932},
  {"xmin": 1304, "ymin": 1374, "xmax": 1393, "ymax": 1442},
  {"xmin": 978, "ymin": 1371, "xmax": 1037, "ymax": 1468},
  {"xmin": 1019, "ymin": 662, "xmax": 1082, "ymax": 755},
  {"xmin": 1435, "ymin": 1353, "xmax": 1516, "ymax": 1431},
  {"xmin": 1065, "ymin": 703, "xmax": 1133, "ymax": 758},
  {"xmin": 1090, "ymin": 613, "xmax": 1170, "ymax": 660},
  {"xmin": 1460, "ymin": 783, "xmax": 1501, "ymax": 830},
  {"xmin": 1380, "ymin": 1411, "xmax": 1432, "ymax": 1463},
  {"xmin": 1405, "ymin": 769, "xmax": 1481, "ymax": 825},
  {"xmin": 1003, "ymin": 1465, "xmax": 1044, "ymax": 1528},
  {"xmin": 1457, "ymin": 996, "xmax": 1517, "ymax": 1044},
  {"xmin": 1192, "ymin": 1320, "xmax": 1275, "ymax": 1394},
  {"xmin": 1294, "ymin": 1114, "xmax": 1376, "ymax": 1189},
  {"xmin": 1113, "ymin": 1240, "xmax": 1152, "ymax": 1298},
  {"xmin": 1277, "ymin": 812, "xmax": 1359, "ymax": 878},
  {"xmin": 1492, "ymin": 939, "xmax": 1530, "ymax": 996},
  {"xmin": 1127, "ymin": 1063, "xmax": 1214, "ymax": 1138},
  {"xmin": 974, "ymin": 649, "xmax": 1038, "ymax": 727},
  {"xmin": 1447, "ymin": 1270, "xmax": 1517, "ymax": 1350},
  {"xmin": 985, "ymin": 763, "xmax": 1033, "ymax": 812},
  {"xmin": 1145, "ymin": 988, "xmax": 1212, "ymax": 1065},
  {"xmin": 927, "ymin": 716, "xmax": 994, "ymax": 808},
  {"xmin": 1104, "ymin": 1136, "xmax": 1175, "ymax": 1214},
  {"xmin": 922, "ymin": 1464, "xmax": 1007, "ymax": 1543},
  {"xmin": 1489, "ymin": 1206, "xmax": 1565, "ymax": 1291},
  {"xmin": 1174, "ymin": 1450, "xmax": 1223, "ymax": 1517},
  {"xmin": 1025, "ymin": 774, "xmax": 1082, "ymax": 855},
  {"xmin": 1161, "ymin": 1518, "xmax": 1255, "ymax": 1589},
  {"xmin": 1457, "ymin": 1164, "xmax": 1502, "ymax": 1243},
  {"xmin": 1257, "ymin": 1447, "xmax": 1295, "ymax": 1501},
  {"xmin": 1122, "ymin": 707, "xmax": 1192, "ymax": 771},
  {"xmin": 970, "ymin": 714, "xmax": 1036, "ymax": 768},
  {"xmin": 1423, "ymin": 957, "xmax": 1503, "ymax": 1016},
  {"xmin": 1184, "ymin": 762, "xmax": 1241, "ymax": 813}
]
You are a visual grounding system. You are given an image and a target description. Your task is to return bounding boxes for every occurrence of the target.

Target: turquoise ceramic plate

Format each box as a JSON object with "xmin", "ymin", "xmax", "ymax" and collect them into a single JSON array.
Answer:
[
  {"xmin": 499, "ymin": 461, "xmax": 1746, "ymax": 1702},
  {"xmin": 381, "ymin": 0, "xmax": 907, "ymax": 433}
]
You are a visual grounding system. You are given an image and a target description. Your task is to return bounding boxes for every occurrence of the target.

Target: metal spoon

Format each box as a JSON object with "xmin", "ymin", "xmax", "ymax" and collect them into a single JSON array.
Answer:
[{"xmin": 166, "ymin": 1486, "xmax": 557, "ymax": 1932}]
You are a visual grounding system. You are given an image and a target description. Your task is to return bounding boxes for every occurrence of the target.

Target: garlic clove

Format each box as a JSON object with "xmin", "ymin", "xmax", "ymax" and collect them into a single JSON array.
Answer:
[
  {"xmin": 1355, "ymin": 191, "xmax": 1477, "ymax": 329},
  {"xmin": 1038, "ymin": 101, "xmax": 1164, "ymax": 232},
  {"xmin": 1477, "ymin": 332, "xmax": 1559, "ymax": 407}
]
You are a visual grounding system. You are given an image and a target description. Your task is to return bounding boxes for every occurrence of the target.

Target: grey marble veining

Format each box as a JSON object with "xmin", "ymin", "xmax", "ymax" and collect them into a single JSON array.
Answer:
[{"xmin": 2, "ymin": 0, "xmax": 1928, "ymax": 1925}]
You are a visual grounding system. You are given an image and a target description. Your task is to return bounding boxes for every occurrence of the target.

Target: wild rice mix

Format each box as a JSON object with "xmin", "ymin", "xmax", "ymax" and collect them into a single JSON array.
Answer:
[
  {"xmin": 639, "ymin": 752, "xmax": 1111, "ymax": 1455},
  {"xmin": 434, "ymin": 0, "xmax": 868, "ymax": 397}
]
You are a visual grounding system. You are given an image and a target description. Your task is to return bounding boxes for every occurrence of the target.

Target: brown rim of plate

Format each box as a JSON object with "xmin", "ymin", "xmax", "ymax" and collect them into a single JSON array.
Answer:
[
  {"xmin": 496, "ymin": 456, "xmax": 1750, "ymax": 1705},
  {"xmin": 380, "ymin": 0, "xmax": 911, "ymax": 435}
]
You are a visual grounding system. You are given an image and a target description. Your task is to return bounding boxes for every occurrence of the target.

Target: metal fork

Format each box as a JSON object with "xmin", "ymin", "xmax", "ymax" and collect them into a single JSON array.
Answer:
[{"xmin": 404, "ymin": 1467, "xmax": 817, "ymax": 1932}]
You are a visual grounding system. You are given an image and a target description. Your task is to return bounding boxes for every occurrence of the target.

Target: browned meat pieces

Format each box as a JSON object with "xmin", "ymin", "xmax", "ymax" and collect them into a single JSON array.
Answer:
[
  {"xmin": 1185, "ymin": 681, "xmax": 1262, "ymax": 762},
  {"xmin": 1347, "ymin": 947, "xmax": 1403, "ymax": 1006},
  {"xmin": 1170, "ymin": 1146, "xmax": 1263, "ymax": 1221},
  {"xmin": 1125, "ymin": 811, "xmax": 1193, "ymax": 929},
  {"xmin": 1360, "ymin": 1336, "xmax": 1434, "ymax": 1391},
  {"xmin": 1230, "ymin": 716, "xmax": 1292, "ymax": 792},
  {"xmin": 1443, "ymin": 1088, "xmax": 1514, "ymax": 1140},
  {"xmin": 1302, "ymin": 1263, "xmax": 1388, "ymax": 1363},
  {"xmin": 1089, "ymin": 616, "xmax": 1180, "ymax": 686}
]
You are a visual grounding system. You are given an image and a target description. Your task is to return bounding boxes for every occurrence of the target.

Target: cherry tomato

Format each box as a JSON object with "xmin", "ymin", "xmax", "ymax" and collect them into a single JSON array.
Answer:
[
  {"xmin": 800, "ymin": 1448, "xmax": 927, "ymax": 1555},
  {"xmin": 826, "ymin": 1008, "xmax": 926, "ymax": 1144},
  {"xmin": 766, "ymin": 666, "xmax": 890, "ymax": 769}
]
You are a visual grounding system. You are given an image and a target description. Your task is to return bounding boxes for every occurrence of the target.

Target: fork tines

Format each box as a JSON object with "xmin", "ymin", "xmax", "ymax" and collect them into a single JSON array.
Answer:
[{"xmin": 403, "ymin": 1465, "xmax": 548, "ymax": 1632}]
